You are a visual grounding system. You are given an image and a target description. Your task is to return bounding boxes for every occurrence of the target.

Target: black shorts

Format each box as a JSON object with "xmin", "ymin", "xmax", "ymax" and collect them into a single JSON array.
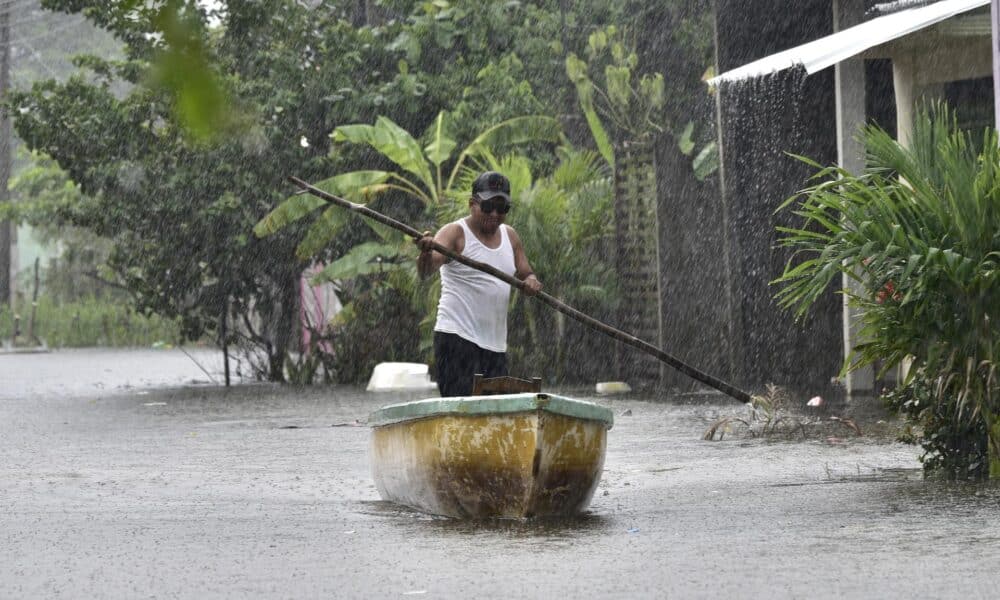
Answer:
[{"xmin": 433, "ymin": 331, "xmax": 508, "ymax": 397}]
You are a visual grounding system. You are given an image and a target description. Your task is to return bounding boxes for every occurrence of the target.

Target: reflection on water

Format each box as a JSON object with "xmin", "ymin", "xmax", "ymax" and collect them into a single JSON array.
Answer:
[
  {"xmin": 769, "ymin": 467, "xmax": 925, "ymax": 487},
  {"xmin": 357, "ymin": 499, "xmax": 613, "ymax": 540},
  {"xmin": 880, "ymin": 478, "xmax": 1000, "ymax": 512}
]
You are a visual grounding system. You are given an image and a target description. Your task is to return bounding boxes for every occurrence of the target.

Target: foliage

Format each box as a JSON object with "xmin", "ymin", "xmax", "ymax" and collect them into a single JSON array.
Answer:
[
  {"xmin": 774, "ymin": 104, "xmax": 1000, "ymax": 477},
  {"xmin": 0, "ymin": 295, "xmax": 180, "ymax": 348},
  {"xmin": 564, "ymin": 23, "xmax": 717, "ymax": 179},
  {"xmin": 256, "ymin": 110, "xmax": 561, "ymax": 288},
  {"xmin": 325, "ymin": 283, "xmax": 423, "ymax": 384},
  {"xmin": 11, "ymin": 1, "xmax": 418, "ymax": 380},
  {"xmin": 41, "ymin": 0, "xmax": 232, "ymax": 141},
  {"xmin": 375, "ymin": 0, "xmax": 619, "ymax": 139},
  {"xmin": 2, "ymin": 152, "xmax": 85, "ymax": 229},
  {"xmin": 2, "ymin": 152, "xmax": 127, "ymax": 306},
  {"xmin": 566, "ymin": 25, "xmax": 664, "ymax": 159},
  {"xmin": 1, "ymin": 5, "xmax": 126, "ymax": 314},
  {"xmin": 12, "ymin": 0, "xmax": 719, "ymax": 385},
  {"xmin": 883, "ymin": 371, "xmax": 990, "ymax": 479},
  {"xmin": 703, "ymin": 384, "xmax": 863, "ymax": 441},
  {"xmin": 676, "ymin": 121, "xmax": 721, "ymax": 182}
]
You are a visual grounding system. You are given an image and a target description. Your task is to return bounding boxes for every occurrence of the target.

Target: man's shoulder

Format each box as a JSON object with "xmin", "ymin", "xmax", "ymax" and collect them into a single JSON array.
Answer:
[
  {"xmin": 503, "ymin": 224, "xmax": 521, "ymax": 243},
  {"xmin": 439, "ymin": 220, "xmax": 465, "ymax": 251},
  {"xmin": 441, "ymin": 220, "xmax": 465, "ymax": 238}
]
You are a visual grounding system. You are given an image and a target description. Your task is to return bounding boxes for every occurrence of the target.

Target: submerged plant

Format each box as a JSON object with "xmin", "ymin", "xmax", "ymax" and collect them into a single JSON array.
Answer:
[
  {"xmin": 773, "ymin": 103, "xmax": 1000, "ymax": 478},
  {"xmin": 702, "ymin": 384, "xmax": 861, "ymax": 441}
]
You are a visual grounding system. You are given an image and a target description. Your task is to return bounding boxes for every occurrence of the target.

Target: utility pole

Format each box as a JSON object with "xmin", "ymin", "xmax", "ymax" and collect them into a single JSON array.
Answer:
[{"xmin": 0, "ymin": 5, "xmax": 11, "ymax": 308}]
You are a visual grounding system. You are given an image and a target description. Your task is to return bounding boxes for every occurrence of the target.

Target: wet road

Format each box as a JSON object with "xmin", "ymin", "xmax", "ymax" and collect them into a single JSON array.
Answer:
[{"xmin": 3, "ymin": 349, "xmax": 1000, "ymax": 598}]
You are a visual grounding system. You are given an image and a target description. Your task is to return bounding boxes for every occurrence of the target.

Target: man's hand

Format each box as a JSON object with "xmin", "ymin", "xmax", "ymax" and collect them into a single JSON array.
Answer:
[
  {"xmin": 521, "ymin": 274, "xmax": 543, "ymax": 296},
  {"xmin": 416, "ymin": 230, "xmax": 441, "ymax": 280},
  {"xmin": 415, "ymin": 231, "xmax": 435, "ymax": 253}
]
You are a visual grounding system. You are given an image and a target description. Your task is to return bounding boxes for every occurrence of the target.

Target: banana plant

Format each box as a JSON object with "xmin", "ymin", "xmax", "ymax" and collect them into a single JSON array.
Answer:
[
  {"xmin": 254, "ymin": 111, "xmax": 562, "ymax": 285},
  {"xmin": 565, "ymin": 25, "xmax": 717, "ymax": 179}
]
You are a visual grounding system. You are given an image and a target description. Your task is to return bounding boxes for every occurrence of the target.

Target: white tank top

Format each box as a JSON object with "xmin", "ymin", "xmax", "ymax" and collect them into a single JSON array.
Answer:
[{"xmin": 435, "ymin": 219, "xmax": 516, "ymax": 352}]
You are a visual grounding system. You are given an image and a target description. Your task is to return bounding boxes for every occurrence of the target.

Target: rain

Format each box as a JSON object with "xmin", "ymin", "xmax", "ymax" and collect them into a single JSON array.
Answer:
[{"xmin": 3, "ymin": 0, "xmax": 1000, "ymax": 597}]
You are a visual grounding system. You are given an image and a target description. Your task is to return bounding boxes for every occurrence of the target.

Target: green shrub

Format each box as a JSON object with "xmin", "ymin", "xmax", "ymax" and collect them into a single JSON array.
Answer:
[
  {"xmin": 326, "ymin": 284, "xmax": 422, "ymax": 384},
  {"xmin": 774, "ymin": 103, "xmax": 1000, "ymax": 478}
]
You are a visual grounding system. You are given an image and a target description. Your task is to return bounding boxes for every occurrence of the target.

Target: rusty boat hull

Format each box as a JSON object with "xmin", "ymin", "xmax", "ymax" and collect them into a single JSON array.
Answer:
[{"xmin": 369, "ymin": 393, "xmax": 614, "ymax": 518}]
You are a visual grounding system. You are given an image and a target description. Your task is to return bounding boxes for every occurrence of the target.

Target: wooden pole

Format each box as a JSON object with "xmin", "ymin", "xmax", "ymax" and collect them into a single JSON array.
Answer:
[
  {"xmin": 27, "ymin": 257, "xmax": 39, "ymax": 345},
  {"xmin": 221, "ymin": 296, "xmax": 230, "ymax": 387},
  {"xmin": 287, "ymin": 175, "xmax": 753, "ymax": 404}
]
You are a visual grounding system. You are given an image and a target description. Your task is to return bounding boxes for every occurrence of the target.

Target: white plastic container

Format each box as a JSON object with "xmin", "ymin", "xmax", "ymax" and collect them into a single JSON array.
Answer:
[
  {"xmin": 366, "ymin": 362, "xmax": 438, "ymax": 392},
  {"xmin": 595, "ymin": 381, "xmax": 631, "ymax": 395}
]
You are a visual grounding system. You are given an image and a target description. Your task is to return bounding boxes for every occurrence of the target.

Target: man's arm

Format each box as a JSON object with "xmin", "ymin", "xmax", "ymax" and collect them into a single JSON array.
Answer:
[
  {"xmin": 416, "ymin": 223, "xmax": 462, "ymax": 279},
  {"xmin": 507, "ymin": 226, "xmax": 543, "ymax": 296}
]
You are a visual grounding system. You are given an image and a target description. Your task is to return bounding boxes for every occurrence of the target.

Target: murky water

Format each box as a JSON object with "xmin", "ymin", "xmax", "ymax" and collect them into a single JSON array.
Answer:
[{"xmin": 3, "ymin": 349, "xmax": 1000, "ymax": 598}]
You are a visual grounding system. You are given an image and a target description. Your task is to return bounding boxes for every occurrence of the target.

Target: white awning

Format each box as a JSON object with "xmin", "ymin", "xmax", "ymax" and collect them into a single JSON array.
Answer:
[{"xmin": 707, "ymin": 0, "xmax": 989, "ymax": 87}]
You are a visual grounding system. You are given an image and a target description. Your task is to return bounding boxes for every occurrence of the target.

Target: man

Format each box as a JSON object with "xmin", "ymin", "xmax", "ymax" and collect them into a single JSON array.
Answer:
[{"xmin": 416, "ymin": 171, "xmax": 543, "ymax": 397}]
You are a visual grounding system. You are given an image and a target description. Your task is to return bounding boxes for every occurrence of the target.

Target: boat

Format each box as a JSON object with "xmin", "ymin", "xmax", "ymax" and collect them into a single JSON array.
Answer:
[{"xmin": 369, "ymin": 393, "xmax": 614, "ymax": 518}]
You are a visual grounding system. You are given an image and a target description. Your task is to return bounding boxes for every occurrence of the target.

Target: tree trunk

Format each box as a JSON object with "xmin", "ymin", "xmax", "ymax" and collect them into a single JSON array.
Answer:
[
  {"xmin": 613, "ymin": 137, "xmax": 662, "ymax": 389},
  {"xmin": 265, "ymin": 269, "xmax": 300, "ymax": 383}
]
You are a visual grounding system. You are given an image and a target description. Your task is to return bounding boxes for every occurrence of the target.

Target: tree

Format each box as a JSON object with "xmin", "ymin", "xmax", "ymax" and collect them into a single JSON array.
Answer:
[
  {"xmin": 12, "ymin": 1, "xmax": 413, "ymax": 379},
  {"xmin": 1, "ymin": 151, "xmax": 119, "ymax": 303},
  {"xmin": 12, "ymin": 0, "xmax": 719, "ymax": 383}
]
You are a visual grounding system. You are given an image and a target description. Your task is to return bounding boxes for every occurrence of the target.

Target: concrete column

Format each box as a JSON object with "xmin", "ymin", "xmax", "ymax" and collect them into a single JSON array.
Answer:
[
  {"xmin": 834, "ymin": 0, "xmax": 873, "ymax": 396},
  {"xmin": 893, "ymin": 52, "xmax": 916, "ymax": 149},
  {"xmin": 890, "ymin": 51, "xmax": 918, "ymax": 386}
]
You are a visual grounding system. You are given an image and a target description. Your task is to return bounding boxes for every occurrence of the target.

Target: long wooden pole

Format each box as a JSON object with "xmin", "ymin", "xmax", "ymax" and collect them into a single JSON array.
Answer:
[{"xmin": 288, "ymin": 176, "xmax": 752, "ymax": 404}]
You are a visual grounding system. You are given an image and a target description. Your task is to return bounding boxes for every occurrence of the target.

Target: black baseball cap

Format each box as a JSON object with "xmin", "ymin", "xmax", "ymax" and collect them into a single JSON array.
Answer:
[{"xmin": 471, "ymin": 171, "xmax": 511, "ymax": 202}]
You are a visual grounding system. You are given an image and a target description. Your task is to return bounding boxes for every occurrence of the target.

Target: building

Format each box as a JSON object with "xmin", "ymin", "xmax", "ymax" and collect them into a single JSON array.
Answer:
[{"xmin": 704, "ymin": 0, "xmax": 994, "ymax": 395}]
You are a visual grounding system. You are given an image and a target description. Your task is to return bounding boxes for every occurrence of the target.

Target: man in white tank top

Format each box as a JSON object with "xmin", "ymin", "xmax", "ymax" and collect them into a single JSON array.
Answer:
[{"xmin": 415, "ymin": 171, "xmax": 543, "ymax": 397}]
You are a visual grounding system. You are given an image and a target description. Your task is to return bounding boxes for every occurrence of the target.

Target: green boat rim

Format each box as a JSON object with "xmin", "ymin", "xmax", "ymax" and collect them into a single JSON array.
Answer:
[{"xmin": 368, "ymin": 393, "xmax": 614, "ymax": 429}]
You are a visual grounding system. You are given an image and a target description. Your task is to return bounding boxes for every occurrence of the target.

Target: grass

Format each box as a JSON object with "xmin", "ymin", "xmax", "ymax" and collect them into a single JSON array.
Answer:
[{"xmin": 0, "ymin": 295, "xmax": 181, "ymax": 348}]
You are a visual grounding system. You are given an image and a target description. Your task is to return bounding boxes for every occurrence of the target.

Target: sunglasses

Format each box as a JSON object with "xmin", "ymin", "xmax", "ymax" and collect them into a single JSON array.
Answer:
[{"xmin": 475, "ymin": 196, "xmax": 511, "ymax": 215}]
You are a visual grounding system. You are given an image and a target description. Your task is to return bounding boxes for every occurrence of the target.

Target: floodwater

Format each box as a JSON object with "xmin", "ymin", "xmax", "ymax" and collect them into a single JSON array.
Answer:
[{"xmin": 3, "ymin": 349, "xmax": 1000, "ymax": 598}]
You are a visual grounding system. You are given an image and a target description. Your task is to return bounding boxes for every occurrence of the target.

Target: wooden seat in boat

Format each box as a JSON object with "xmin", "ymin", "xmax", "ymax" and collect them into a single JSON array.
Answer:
[{"xmin": 471, "ymin": 374, "xmax": 542, "ymax": 396}]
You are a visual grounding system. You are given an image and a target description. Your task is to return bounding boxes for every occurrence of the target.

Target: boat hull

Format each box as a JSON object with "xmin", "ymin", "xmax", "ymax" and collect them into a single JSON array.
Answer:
[{"xmin": 369, "ymin": 394, "xmax": 612, "ymax": 518}]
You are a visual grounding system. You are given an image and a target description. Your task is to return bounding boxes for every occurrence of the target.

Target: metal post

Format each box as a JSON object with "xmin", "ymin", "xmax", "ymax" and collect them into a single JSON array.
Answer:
[{"xmin": 0, "ymin": 7, "xmax": 11, "ymax": 308}]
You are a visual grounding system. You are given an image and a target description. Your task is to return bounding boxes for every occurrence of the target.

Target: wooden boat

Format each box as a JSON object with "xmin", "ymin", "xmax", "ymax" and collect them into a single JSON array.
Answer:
[{"xmin": 369, "ymin": 393, "xmax": 614, "ymax": 518}]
